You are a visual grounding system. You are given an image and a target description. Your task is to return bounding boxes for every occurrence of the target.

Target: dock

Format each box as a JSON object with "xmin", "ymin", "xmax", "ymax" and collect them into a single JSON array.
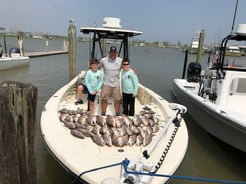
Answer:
[{"xmin": 25, "ymin": 50, "xmax": 68, "ymax": 58}]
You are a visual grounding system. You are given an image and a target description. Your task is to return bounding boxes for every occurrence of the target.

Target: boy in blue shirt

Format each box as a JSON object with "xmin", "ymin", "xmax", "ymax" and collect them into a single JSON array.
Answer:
[
  {"xmin": 121, "ymin": 58, "xmax": 139, "ymax": 116},
  {"xmin": 75, "ymin": 58, "xmax": 103, "ymax": 116}
]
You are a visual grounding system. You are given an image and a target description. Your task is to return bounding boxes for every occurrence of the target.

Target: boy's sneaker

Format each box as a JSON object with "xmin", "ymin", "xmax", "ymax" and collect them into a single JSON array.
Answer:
[
  {"xmin": 115, "ymin": 112, "xmax": 120, "ymax": 116},
  {"xmin": 101, "ymin": 112, "xmax": 106, "ymax": 116},
  {"xmin": 75, "ymin": 99, "xmax": 83, "ymax": 105}
]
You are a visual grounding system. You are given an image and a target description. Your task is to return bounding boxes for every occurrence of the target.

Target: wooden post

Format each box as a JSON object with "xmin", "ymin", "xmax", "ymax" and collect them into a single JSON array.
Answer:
[
  {"xmin": 196, "ymin": 30, "xmax": 205, "ymax": 63},
  {"xmin": 68, "ymin": 19, "xmax": 77, "ymax": 81},
  {"xmin": 0, "ymin": 81, "xmax": 37, "ymax": 184}
]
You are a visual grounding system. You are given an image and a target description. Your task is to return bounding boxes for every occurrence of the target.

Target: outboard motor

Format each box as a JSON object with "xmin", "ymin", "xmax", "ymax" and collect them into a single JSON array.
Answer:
[
  {"xmin": 9, "ymin": 47, "xmax": 21, "ymax": 57},
  {"xmin": 187, "ymin": 62, "xmax": 201, "ymax": 82}
]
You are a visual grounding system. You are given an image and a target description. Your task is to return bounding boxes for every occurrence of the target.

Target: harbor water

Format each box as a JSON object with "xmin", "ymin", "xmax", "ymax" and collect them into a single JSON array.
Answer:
[{"xmin": 0, "ymin": 37, "xmax": 245, "ymax": 184}]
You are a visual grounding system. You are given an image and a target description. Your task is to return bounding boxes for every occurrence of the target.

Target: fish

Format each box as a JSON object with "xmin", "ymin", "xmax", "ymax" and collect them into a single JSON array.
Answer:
[
  {"xmin": 77, "ymin": 128, "xmax": 94, "ymax": 137},
  {"xmin": 76, "ymin": 108, "xmax": 86, "ymax": 115},
  {"xmin": 115, "ymin": 117, "xmax": 124, "ymax": 128},
  {"xmin": 77, "ymin": 114, "xmax": 87, "ymax": 125},
  {"xmin": 92, "ymin": 134, "xmax": 105, "ymax": 146},
  {"xmin": 86, "ymin": 116, "xmax": 96, "ymax": 126},
  {"xmin": 122, "ymin": 115, "xmax": 132, "ymax": 127},
  {"xmin": 91, "ymin": 124, "xmax": 101, "ymax": 135},
  {"xmin": 71, "ymin": 129, "xmax": 85, "ymax": 139},
  {"xmin": 111, "ymin": 127, "xmax": 121, "ymax": 137},
  {"xmin": 141, "ymin": 115, "xmax": 150, "ymax": 126},
  {"xmin": 149, "ymin": 118, "xmax": 156, "ymax": 127},
  {"xmin": 132, "ymin": 114, "xmax": 142, "ymax": 126},
  {"xmin": 142, "ymin": 126, "xmax": 153, "ymax": 135},
  {"xmin": 102, "ymin": 134, "xmax": 112, "ymax": 146},
  {"xmin": 63, "ymin": 120, "xmax": 76, "ymax": 129},
  {"xmin": 59, "ymin": 105, "xmax": 162, "ymax": 147},
  {"xmin": 112, "ymin": 135, "xmax": 128, "ymax": 147},
  {"xmin": 136, "ymin": 135, "xmax": 144, "ymax": 146},
  {"xmin": 143, "ymin": 134, "xmax": 152, "ymax": 146},
  {"xmin": 59, "ymin": 108, "xmax": 68, "ymax": 114},
  {"xmin": 142, "ymin": 106, "xmax": 151, "ymax": 111},
  {"xmin": 128, "ymin": 135, "xmax": 137, "ymax": 146},
  {"xmin": 59, "ymin": 113, "xmax": 67, "ymax": 122},
  {"xmin": 96, "ymin": 115, "xmax": 106, "ymax": 126},
  {"xmin": 100, "ymin": 124, "xmax": 112, "ymax": 136},
  {"xmin": 68, "ymin": 109, "xmax": 76, "ymax": 115},
  {"xmin": 106, "ymin": 115, "xmax": 116, "ymax": 127},
  {"xmin": 139, "ymin": 127, "xmax": 148, "ymax": 138},
  {"xmin": 131, "ymin": 125, "xmax": 140, "ymax": 134},
  {"xmin": 118, "ymin": 126, "xmax": 127, "ymax": 136},
  {"xmin": 74, "ymin": 122, "xmax": 86, "ymax": 128},
  {"xmin": 72, "ymin": 113, "xmax": 80, "ymax": 122},
  {"xmin": 64, "ymin": 115, "xmax": 73, "ymax": 122},
  {"xmin": 152, "ymin": 124, "xmax": 160, "ymax": 133},
  {"xmin": 146, "ymin": 110, "xmax": 156, "ymax": 115},
  {"xmin": 139, "ymin": 110, "xmax": 147, "ymax": 116},
  {"xmin": 125, "ymin": 126, "xmax": 134, "ymax": 136}
]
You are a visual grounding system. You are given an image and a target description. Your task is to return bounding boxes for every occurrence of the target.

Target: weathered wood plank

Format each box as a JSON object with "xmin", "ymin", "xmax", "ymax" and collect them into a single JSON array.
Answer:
[{"xmin": 0, "ymin": 81, "xmax": 37, "ymax": 184}]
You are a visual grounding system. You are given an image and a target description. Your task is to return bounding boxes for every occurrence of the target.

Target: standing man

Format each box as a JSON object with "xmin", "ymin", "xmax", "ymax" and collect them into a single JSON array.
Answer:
[{"xmin": 100, "ymin": 46, "xmax": 122, "ymax": 116}]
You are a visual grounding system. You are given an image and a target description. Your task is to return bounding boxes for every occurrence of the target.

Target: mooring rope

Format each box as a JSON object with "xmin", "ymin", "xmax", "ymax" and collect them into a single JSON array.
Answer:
[
  {"xmin": 70, "ymin": 160, "xmax": 246, "ymax": 184},
  {"xmin": 70, "ymin": 162, "xmax": 122, "ymax": 184}
]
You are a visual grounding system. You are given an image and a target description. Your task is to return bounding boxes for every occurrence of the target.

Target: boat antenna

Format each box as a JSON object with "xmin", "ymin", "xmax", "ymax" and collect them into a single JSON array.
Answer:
[{"xmin": 231, "ymin": 0, "xmax": 239, "ymax": 34}]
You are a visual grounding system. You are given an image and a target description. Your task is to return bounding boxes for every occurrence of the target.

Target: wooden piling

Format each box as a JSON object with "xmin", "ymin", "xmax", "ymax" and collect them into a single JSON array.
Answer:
[
  {"xmin": 68, "ymin": 19, "xmax": 77, "ymax": 81},
  {"xmin": 196, "ymin": 30, "xmax": 205, "ymax": 63},
  {"xmin": 0, "ymin": 81, "xmax": 37, "ymax": 184}
]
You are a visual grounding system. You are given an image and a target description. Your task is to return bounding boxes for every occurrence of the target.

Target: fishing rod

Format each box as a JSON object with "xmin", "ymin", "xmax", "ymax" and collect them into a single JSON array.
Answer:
[
  {"xmin": 3, "ymin": 35, "xmax": 7, "ymax": 57},
  {"xmin": 231, "ymin": 0, "xmax": 239, "ymax": 34}
]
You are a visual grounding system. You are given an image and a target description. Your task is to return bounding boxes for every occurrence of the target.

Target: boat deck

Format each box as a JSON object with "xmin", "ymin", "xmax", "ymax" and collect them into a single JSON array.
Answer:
[{"xmin": 41, "ymin": 74, "xmax": 189, "ymax": 183}]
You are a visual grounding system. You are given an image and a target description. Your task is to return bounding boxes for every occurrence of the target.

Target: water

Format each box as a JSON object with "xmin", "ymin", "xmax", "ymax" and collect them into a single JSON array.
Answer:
[{"xmin": 0, "ymin": 37, "xmax": 245, "ymax": 184}]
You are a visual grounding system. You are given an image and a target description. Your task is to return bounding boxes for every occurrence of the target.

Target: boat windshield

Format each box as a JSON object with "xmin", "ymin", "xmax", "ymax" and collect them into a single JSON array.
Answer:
[{"xmin": 218, "ymin": 35, "xmax": 246, "ymax": 69}]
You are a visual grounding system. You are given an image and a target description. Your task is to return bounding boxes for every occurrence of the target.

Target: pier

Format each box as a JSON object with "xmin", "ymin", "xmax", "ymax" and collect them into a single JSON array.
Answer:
[{"xmin": 25, "ymin": 50, "xmax": 68, "ymax": 58}]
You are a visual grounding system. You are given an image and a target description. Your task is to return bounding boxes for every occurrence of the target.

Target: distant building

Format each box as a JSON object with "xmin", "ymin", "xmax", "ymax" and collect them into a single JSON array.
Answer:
[{"xmin": 0, "ymin": 27, "xmax": 6, "ymax": 33}]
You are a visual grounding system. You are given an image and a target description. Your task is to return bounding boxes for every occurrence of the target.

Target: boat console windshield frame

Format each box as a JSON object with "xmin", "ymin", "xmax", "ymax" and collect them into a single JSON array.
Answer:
[
  {"xmin": 80, "ymin": 27, "xmax": 142, "ymax": 60},
  {"xmin": 218, "ymin": 34, "xmax": 246, "ymax": 73}
]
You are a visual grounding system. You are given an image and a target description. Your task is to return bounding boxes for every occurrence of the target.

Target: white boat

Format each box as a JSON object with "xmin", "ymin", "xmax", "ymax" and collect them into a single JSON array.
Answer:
[
  {"xmin": 171, "ymin": 24, "xmax": 246, "ymax": 153},
  {"xmin": 0, "ymin": 47, "xmax": 29, "ymax": 71},
  {"xmin": 225, "ymin": 46, "xmax": 242, "ymax": 57},
  {"xmin": 40, "ymin": 17, "xmax": 189, "ymax": 184},
  {"xmin": 189, "ymin": 31, "xmax": 200, "ymax": 54}
]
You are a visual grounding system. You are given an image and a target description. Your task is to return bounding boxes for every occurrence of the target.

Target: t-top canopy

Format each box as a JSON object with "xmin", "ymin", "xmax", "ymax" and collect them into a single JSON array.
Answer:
[{"xmin": 80, "ymin": 27, "xmax": 143, "ymax": 39}]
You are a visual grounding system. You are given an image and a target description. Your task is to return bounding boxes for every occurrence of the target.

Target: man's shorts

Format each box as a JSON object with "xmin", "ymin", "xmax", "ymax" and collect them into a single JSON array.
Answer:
[{"xmin": 101, "ymin": 85, "xmax": 121, "ymax": 101}]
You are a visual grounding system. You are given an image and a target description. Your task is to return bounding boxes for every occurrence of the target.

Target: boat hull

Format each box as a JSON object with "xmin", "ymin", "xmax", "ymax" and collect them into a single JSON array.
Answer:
[
  {"xmin": 0, "ymin": 56, "xmax": 30, "ymax": 71},
  {"xmin": 171, "ymin": 79, "xmax": 246, "ymax": 152},
  {"xmin": 41, "ymin": 73, "xmax": 189, "ymax": 184}
]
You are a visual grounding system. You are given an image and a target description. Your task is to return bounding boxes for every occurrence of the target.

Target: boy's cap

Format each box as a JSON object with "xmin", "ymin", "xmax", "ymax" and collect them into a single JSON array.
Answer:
[{"xmin": 109, "ymin": 46, "xmax": 117, "ymax": 52}]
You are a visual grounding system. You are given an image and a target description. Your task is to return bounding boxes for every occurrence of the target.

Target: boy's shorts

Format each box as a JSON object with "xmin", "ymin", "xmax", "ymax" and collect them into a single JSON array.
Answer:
[
  {"xmin": 80, "ymin": 84, "xmax": 96, "ymax": 102},
  {"xmin": 101, "ymin": 85, "xmax": 121, "ymax": 101}
]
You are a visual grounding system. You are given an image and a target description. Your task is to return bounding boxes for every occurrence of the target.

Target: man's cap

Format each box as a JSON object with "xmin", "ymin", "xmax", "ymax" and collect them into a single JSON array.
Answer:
[{"xmin": 109, "ymin": 46, "xmax": 117, "ymax": 52}]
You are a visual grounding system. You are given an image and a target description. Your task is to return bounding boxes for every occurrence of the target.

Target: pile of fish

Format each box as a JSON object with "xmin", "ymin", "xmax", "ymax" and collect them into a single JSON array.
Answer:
[{"xmin": 58, "ymin": 106, "xmax": 160, "ymax": 147}]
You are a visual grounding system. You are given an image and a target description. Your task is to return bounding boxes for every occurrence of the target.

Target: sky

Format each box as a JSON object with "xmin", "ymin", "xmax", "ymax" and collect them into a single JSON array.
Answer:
[{"xmin": 0, "ymin": 0, "xmax": 246, "ymax": 45}]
